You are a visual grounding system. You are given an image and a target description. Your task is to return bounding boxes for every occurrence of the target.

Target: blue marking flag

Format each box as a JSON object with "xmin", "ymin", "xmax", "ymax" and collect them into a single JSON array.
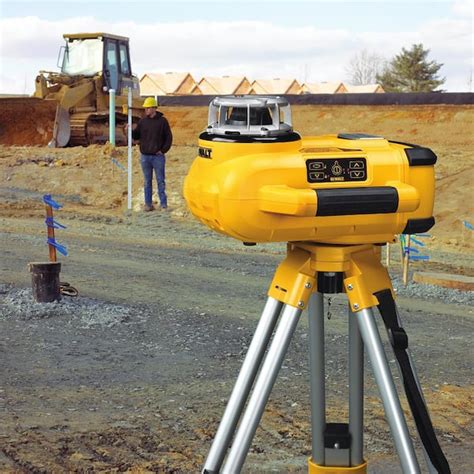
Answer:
[
  {"xmin": 111, "ymin": 157, "xmax": 127, "ymax": 172},
  {"xmin": 45, "ymin": 217, "xmax": 67, "ymax": 230},
  {"xmin": 43, "ymin": 194, "xmax": 63, "ymax": 209},
  {"xmin": 410, "ymin": 237, "xmax": 425, "ymax": 247},
  {"xmin": 463, "ymin": 221, "xmax": 474, "ymax": 231},
  {"xmin": 401, "ymin": 234, "xmax": 430, "ymax": 261},
  {"xmin": 47, "ymin": 238, "xmax": 68, "ymax": 256}
]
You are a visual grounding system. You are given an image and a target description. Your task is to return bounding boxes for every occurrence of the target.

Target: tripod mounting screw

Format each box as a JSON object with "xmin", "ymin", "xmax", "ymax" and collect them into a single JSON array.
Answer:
[
  {"xmin": 305, "ymin": 282, "xmax": 312, "ymax": 289},
  {"xmin": 353, "ymin": 303, "xmax": 360, "ymax": 310},
  {"xmin": 298, "ymin": 301, "xmax": 305, "ymax": 308},
  {"xmin": 347, "ymin": 284, "xmax": 354, "ymax": 291}
]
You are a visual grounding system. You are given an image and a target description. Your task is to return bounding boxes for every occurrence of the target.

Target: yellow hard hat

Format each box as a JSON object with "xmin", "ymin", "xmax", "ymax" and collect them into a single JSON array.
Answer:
[{"xmin": 142, "ymin": 97, "xmax": 158, "ymax": 108}]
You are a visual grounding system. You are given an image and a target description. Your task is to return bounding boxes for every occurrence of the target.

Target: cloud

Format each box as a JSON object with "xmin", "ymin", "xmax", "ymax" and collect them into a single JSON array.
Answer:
[
  {"xmin": 452, "ymin": 0, "xmax": 473, "ymax": 17},
  {"xmin": 0, "ymin": 12, "xmax": 472, "ymax": 93}
]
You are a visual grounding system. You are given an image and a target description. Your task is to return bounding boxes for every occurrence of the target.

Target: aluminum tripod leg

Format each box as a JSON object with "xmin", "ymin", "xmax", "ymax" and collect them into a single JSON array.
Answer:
[
  {"xmin": 349, "ymin": 305, "xmax": 364, "ymax": 466},
  {"xmin": 203, "ymin": 297, "xmax": 283, "ymax": 473},
  {"xmin": 221, "ymin": 304, "xmax": 302, "ymax": 474},
  {"xmin": 308, "ymin": 292, "xmax": 325, "ymax": 465},
  {"xmin": 355, "ymin": 308, "xmax": 421, "ymax": 474}
]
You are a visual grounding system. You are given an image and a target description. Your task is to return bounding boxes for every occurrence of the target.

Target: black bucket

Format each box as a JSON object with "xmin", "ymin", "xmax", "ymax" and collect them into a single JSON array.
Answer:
[{"xmin": 28, "ymin": 262, "xmax": 62, "ymax": 303}]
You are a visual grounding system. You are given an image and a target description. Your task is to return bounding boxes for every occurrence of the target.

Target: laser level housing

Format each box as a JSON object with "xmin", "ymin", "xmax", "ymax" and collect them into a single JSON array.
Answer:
[{"xmin": 184, "ymin": 96, "xmax": 437, "ymax": 245}]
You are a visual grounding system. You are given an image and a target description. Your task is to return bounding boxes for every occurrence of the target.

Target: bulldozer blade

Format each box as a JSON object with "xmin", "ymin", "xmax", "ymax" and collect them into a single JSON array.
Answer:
[
  {"xmin": 48, "ymin": 105, "xmax": 71, "ymax": 148},
  {"xmin": 0, "ymin": 97, "xmax": 57, "ymax": 146}
]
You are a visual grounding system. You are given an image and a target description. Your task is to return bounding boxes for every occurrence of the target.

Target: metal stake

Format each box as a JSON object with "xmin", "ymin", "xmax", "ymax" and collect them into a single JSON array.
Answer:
[
  {"xmin": 109, "ymin": 88, "xmax": 116, "ymax": 146},
  {"xmin": 127, "ymin": 87, "xmax": 133, "ymax": 210}
]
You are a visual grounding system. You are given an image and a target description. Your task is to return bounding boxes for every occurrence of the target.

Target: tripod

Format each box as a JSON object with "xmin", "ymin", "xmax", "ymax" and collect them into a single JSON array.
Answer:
[{"xmin": 203, "ymin": 242, "xmax": 450, "ymax": 474}]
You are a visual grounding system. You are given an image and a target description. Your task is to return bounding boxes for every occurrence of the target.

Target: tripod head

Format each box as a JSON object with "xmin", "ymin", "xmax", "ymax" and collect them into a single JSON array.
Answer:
[{"xmin": 184, "ymin": 95, "xmax": 437, "ymax": 245}]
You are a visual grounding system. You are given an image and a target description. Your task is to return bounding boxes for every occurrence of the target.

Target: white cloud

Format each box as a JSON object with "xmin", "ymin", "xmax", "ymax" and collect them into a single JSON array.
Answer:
[
  {"xmin": 452, "ymin": 0, "xmax": 473, "ymax": 17},
  {"xmin": 0, "ymin": 12, "xmax": 472, "ymax": 93}
]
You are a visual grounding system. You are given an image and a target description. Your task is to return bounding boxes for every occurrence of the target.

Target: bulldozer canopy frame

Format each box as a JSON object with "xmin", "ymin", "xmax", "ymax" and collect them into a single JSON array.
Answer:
[
  {"xmin": 63, "ymin": 32, "xmax": 129, "ymax": 42},
  {"xmin": 61, "ymin": 35, "xmax": 133, "ymax": 95},
  {"xmin": 102, "ymin": 38, "xmax": 133, "ymax": 94}
]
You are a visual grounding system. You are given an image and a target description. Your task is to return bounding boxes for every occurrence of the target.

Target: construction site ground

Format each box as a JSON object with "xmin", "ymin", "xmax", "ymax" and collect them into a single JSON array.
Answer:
[{"xmin": 0, "ymin": 104, "xmax": 473, "ymax": 472}]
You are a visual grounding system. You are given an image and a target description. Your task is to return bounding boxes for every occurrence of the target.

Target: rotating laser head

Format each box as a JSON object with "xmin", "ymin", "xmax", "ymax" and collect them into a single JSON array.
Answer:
[
  {"xmin": 184, "ymin": 96, "xmax": 437, "ymax": 245},
  {"xmin": 206, "ymin": 95, "xmax": 293, "ymax": 137}
]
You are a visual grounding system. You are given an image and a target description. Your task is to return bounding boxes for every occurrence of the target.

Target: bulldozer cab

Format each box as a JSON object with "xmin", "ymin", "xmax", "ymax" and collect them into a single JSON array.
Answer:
[{"xmin": 61, "ymin": 33, "xmax": 134, "ymax": 95}]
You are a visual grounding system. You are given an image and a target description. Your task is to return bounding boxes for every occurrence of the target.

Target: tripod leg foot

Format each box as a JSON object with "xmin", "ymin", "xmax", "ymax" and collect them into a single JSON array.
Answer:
[
  {"xmin": 355, "ymin": 307, "xmax": 421, "ymax": 474},
  {"xmin": 308, "ymin": 458, "xmax": 367, "ymax": 474}
]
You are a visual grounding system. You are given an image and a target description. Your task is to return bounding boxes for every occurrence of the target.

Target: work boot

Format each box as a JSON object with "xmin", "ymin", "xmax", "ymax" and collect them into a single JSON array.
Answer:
[{"xmin": 144, "ymin": 204, "xmax": 155, "ymax": 212}]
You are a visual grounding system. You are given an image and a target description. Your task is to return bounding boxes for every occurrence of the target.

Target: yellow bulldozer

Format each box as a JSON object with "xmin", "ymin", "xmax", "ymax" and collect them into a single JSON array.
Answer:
[{"xmin": 0, "ymin": 32, "xmax": 143, "ymax": 147}]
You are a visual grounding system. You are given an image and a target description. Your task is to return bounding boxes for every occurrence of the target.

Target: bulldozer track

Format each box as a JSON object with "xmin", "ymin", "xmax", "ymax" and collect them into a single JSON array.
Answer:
[
  {"xmin": 69, "ymin": 113, "xmax": 93, "ymax": 146},
  {"xmin": 69, "ymin": 112, "xmax": 135, "ymax": 146}
]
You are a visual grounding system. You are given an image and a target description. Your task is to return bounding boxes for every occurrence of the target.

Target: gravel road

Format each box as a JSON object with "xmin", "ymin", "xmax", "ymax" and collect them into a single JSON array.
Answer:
[{"xmin": 0, "ymin": 211, "xmax": 473, "ymax": 473}]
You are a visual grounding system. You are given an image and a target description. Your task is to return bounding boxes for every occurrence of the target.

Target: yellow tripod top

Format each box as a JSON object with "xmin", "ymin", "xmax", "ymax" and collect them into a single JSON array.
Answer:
[{"xmin": 268, "ymin": 242, "xmax": 393, "ymax": 312}]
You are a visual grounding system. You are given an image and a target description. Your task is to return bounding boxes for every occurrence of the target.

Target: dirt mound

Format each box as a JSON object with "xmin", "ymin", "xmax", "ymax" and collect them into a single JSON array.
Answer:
[
  {"xmin": 159, "ymin": 104, "xmax": 474, "ymax": 147},
  {"xmin": 0, "ymin": 97, "xmax": 57, "ymax": 146}
]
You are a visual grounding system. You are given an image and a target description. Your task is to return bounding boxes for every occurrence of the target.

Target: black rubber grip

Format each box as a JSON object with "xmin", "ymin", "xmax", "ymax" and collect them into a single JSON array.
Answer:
[
  {"xmin": 315, "ymin": 187, "xmax": 398, "ymax": 216},
  {"xmin": 388, "ymin": 141, "xmax": 437, "ymax": 166},
  {"xmin": 402, "ymin": 217, "xmax": 435, "ymax": 234},
  {"xmin": 404, "ymin": 147, "xmax": 437, "ymax": 166}
]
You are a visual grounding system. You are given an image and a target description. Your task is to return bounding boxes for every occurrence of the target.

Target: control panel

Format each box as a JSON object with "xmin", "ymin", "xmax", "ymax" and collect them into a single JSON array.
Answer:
[{"xmin": 306, "ymin": 158, "xmax": 367, "ymax": 183}]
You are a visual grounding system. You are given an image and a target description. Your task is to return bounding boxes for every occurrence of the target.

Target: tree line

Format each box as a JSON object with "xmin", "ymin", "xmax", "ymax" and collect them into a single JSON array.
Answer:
[{"xmin": 346, "ymin": 43, "xmax": 445, "ymax": 92}]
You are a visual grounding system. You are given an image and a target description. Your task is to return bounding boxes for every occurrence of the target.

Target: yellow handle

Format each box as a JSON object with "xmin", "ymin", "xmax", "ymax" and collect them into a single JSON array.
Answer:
[
  {"xmin": 386, "ymin": 181, "xmax": 420, "ymax": 212},
  {"xmin": 258, "ymin": 185, "xmax": 317, "ymax": 216},
  {"xmin": 258, "ymin": 182, "xmax": 419, "ymax": 217}
]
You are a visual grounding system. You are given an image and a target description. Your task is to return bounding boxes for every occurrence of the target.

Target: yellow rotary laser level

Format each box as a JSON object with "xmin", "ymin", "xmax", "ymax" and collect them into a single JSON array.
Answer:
[
  {"xmin": 184, "ymin": 95, "xmax": 436, "ymax": 245},
  {"xmin": 184, "ymin": 96, "xmax": 449, "ymax": 474}
]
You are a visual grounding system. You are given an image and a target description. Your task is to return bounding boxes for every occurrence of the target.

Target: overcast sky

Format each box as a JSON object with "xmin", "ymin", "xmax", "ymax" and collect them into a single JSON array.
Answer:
[{"xmin": 0, "ymin": 0, "xmax": 472, "ymax": 94}]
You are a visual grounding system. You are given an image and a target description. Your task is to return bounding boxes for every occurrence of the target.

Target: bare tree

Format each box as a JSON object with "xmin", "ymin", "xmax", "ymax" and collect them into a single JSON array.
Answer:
[{"xmin": 345, "ymin": 49, "xmax": 386, "ymax": 85}]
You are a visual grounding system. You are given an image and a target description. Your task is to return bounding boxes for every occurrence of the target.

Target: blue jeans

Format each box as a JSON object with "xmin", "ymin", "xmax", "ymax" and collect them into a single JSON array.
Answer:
[{"xmin": 140, "ymin": 153, "xmax": 167, "ymax": 208}]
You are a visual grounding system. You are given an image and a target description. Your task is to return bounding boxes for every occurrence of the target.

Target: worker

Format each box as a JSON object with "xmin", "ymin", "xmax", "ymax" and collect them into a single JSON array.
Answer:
[{"xmin": 128, "ymin": 97, "xmax": 173, "ymax": 211}]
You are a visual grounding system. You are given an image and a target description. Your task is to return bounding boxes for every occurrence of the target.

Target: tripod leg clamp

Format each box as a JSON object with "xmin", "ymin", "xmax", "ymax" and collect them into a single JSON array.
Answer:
[
  {"xmin": 268, "ymin": 245, "xmax": 316, "ymax": 309},
  {"xmin": 343, "ymin": 246, "xmax": 393, "ymax": 311}
]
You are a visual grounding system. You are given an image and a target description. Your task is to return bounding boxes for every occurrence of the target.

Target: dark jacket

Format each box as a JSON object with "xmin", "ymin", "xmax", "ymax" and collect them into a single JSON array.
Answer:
[{"xmin": 132, "ymin": 111, "xmax": 173, "ymax": 155}]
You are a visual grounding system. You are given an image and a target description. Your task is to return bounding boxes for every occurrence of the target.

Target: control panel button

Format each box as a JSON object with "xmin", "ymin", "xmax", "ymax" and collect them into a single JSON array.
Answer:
[
  {"xmin": 349, "ymin": 170, "xmax": 365, "ymax": 179},
  {"xmin": 349, "ymin": 160, "xmax": 364, "ymax": 169},
  {"xmin": 331, "ymin": 161, "xmax": 343, "ymax": 176},
  {"xmin": 309, "ymin": 171, "xmax": 325, "ymax": 181},
  {"xmin": 308, "ymin": 161, "xmax": 325, "ymax": 170}
]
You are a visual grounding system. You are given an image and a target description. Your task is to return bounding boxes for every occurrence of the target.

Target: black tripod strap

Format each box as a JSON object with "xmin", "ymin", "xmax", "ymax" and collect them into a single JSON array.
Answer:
[{"xmin": 374, "ymin": 289, "xmax": 451, "ymax": 474}]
